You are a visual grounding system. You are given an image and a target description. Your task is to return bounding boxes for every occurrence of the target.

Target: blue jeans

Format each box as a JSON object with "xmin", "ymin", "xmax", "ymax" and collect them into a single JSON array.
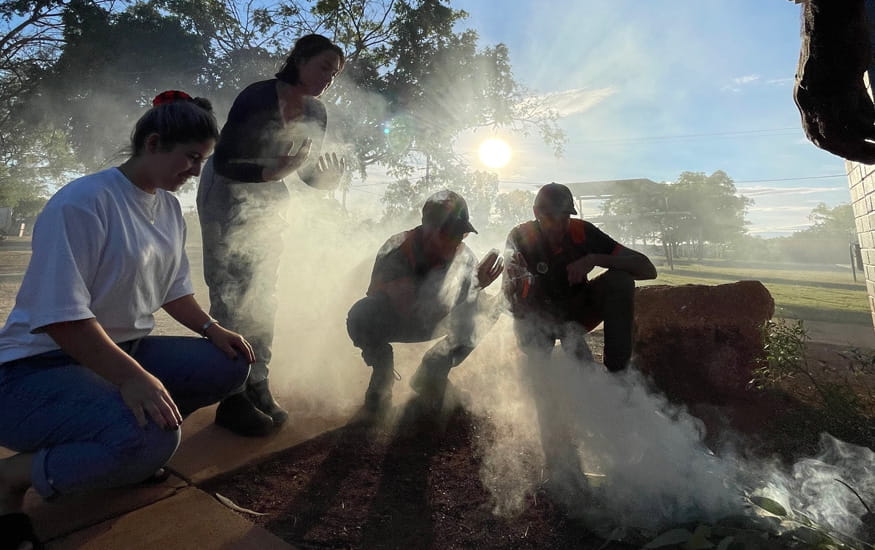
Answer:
[{"xmin": 0, "ymin": 336, "xmax": 249, "ymax": 499}]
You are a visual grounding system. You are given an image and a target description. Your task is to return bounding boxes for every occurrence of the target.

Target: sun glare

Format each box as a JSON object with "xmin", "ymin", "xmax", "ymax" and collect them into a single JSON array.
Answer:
[{"xmin": 478, "ymin": 138, "xmax": 512, "ymax": 168}]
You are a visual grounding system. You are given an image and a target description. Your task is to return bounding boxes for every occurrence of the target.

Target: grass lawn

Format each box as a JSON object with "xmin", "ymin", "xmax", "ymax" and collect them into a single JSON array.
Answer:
[
  {"xmin": 0, "ymin": 239, "xmax": 871, "ymax": 326},
  {"xmin": 641, "ymin": 258, "xmax": 871, "ymax": 325}
]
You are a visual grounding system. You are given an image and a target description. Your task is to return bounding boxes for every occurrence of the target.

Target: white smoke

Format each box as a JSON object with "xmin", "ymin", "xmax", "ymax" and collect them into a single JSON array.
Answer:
[{"xmin": 451, "ymin": 322, "xmax": 875, "ymax": 541}]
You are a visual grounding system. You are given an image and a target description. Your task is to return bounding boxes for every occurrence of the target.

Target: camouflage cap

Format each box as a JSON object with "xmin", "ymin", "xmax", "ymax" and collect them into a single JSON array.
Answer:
[
  {"xmin": 421, "ymin": 190, "xmax": 478, "ymax": 235},
  {"xmin": 534, "ymin": 182, "xmax": 577, "ymax": 215}
]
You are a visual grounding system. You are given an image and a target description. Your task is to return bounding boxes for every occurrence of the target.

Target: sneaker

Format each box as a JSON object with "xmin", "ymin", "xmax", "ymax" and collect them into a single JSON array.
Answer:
[
  {"xmin": 215, "ymin": 392, "xmax": 275, "ymax": 437},
  {"xmin": 364, "ymin": 367, "xmax": 394, "ymax": 413},
  {"xmin": 246, "ymin": 379, "xmax": 289, "ymax": 426}
]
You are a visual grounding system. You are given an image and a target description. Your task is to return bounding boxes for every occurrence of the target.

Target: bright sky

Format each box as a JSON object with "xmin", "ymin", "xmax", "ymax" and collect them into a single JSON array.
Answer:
[{"xmin": 425, "ymin": 0, "xmax": 848, "ymax": 237}]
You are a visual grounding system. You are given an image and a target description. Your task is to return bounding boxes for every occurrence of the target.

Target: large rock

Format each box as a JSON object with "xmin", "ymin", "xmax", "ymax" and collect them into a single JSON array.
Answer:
[{"xmin": 633, "ymin": 281, "xmax": 775, "ymax": 404}]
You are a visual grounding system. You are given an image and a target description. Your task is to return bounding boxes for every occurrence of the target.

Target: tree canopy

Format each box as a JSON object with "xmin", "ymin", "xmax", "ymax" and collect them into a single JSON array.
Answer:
[
  {"xmin": 600, "ymin": 170, "xmax": 753, "ymax": 258},
  {"xmin": 0, "ymin": 0, "xmax": 566, "ymax": 227}
]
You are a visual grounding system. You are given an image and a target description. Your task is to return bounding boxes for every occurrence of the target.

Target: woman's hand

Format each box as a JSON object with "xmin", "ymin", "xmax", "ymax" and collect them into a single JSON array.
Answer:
[
  {"xmin": 313, "ymin": 152, "xmax": 346, "ymax": 190},
  {"xmin": 44, "ymin": 318, "xmax": 183, "ymax": 430},
  {"xmin": 263, "ymin": 138, "xmax": 312, "ymax": 181},
  {"xmin": 119, "ymin": 370, "xmax": 182, "ymax": 430},
  {"xmin": 204, "ymin": 323, "xmax": 256, "ymax": 364}
]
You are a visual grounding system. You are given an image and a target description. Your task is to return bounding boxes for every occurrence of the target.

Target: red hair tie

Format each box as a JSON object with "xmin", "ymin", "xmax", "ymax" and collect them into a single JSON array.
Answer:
[{"xmin": 152, "ymin": 90, "xmax": 192, "ymax": 107}]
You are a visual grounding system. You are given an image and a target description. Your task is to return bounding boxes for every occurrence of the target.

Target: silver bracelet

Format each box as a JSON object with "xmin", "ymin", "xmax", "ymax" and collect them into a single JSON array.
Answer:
[{"xmin": 200, "ymin": 318, "xmax": 219, "ymax": 337}]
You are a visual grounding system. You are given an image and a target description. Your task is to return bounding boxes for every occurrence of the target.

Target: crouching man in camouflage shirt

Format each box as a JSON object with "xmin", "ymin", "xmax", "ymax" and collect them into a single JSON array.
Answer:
[{"xmin": 347, "ymin": 190, "xmax": 503, "ymax": 413}]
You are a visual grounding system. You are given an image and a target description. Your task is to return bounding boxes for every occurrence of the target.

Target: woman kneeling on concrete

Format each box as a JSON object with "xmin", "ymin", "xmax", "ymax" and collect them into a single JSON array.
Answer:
[{"xmin": 0, "ymin": 91, "xmax": 254, "ymax": 550}]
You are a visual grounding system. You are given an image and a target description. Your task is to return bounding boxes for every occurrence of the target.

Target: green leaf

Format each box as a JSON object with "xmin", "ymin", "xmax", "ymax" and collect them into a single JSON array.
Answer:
[
  {"xmin": 749, "ymin": 495, "xmax": 788, "ymax": 517},
  {"xmin": 683, "ymin": 524, "xmax": 714, "ymax": 549},
  {"xmin": 643, "ymin": 528, "xmax": 693, "ymax": 548}
]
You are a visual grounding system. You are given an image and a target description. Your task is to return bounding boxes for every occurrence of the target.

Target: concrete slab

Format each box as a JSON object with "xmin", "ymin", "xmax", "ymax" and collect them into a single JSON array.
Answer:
[
  {"xmin": 45, "ymin": 487, "xmax": 292, "ymax": 550},
  {"xmin": 23, "ymin": 474, "xmax": 186, "ymax": 542},
  {"xmin": 802, "ymin": 319, "xmax": 875, "ymax": 348},
  {"xmin": 169, "ymin": 404, "xmax": 347, "ymax": 484}
]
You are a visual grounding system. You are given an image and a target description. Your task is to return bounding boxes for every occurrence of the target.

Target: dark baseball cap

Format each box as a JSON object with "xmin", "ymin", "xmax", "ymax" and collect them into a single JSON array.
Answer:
[
  {"xmin": 422, "ymin": 190, "xmax": 478, "ymax": 235},
  {"xmin": 534, "ymin": 182, "xmax": 577, "ymax": 215}
]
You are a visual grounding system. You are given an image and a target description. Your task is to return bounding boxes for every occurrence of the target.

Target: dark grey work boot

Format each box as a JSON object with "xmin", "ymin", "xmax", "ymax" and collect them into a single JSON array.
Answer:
[
  {"xmin": 410, "ymin": 361, "xmax": 451, "ymax": 413},
  {"xmin": 364, "ymin": 367, "xmax": 395, "ymax": 412},
  {"xmin": 411, "ymin": 341, "xmax": 473, "ymax": 412},
  {"xmin": 247, "ymin": 379, "xmax": 289, "ymax": 426},
  {"xmin": 361, "ymin": 344, "xmax": 394, "ymax": 413},
  {"xmin": 215, "ymin": 392, "xmax": 275, "ymax": 437}
]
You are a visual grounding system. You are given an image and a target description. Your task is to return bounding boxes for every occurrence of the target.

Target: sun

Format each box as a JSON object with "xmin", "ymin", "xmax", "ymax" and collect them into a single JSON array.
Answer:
[{"xmin": 478, "ymin": 138, "xmax": 512, "ymax": 168}]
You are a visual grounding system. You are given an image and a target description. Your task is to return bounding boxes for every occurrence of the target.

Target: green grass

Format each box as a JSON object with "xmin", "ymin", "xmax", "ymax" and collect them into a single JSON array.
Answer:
[{"xmin": 640, "ymin": 259, "xmax": 871, "ymax": 325}]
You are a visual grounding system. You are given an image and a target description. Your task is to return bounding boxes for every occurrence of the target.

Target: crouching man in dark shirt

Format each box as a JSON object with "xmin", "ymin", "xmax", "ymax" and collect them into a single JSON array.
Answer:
[
  {"xmin": 347, "ymin": 190, "xmax": 503, "ymax": 413},
  {"xmin": 503, "ymin": 183, "xmax": 657, "ymax": 372}
]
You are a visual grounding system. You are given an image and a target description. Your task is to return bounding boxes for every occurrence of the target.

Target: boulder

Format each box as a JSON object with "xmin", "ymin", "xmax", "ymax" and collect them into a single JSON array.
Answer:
[{"xmin": 633, "ymin": 280, "xmax": 775, "ymax": 404}]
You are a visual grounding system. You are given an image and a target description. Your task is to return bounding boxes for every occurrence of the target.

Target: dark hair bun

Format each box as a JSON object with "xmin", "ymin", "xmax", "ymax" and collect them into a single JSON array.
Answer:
[{"xmin": 192, "ymin": 97, "xmax": 213, "ymax": 112}]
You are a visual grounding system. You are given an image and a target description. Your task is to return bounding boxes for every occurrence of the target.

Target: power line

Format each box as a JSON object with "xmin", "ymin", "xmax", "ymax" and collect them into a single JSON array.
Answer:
[
  {"xmin": 346, "ymin": 174, "xmax": 848, "ymax": 194},
  {"xmin": 732, "ymin": 174, "xmax": 845, "ymax": 184},
  {"xmin": 499, "ymin": 174, "xmax": 847, "ymax": 187},
  {"xmin": 576, "ymin": 127, "xmax": 800, "ymax": 144}
]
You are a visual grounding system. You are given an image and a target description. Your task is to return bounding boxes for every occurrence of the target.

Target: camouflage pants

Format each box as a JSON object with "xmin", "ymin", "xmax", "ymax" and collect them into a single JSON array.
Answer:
[
  {"xmin": 197, "ymin": 158, "xmax": 288, "ymax": 387},
  {"xmin": 514, "ymin": 269, "xmax": 635, "ymax": 372}
]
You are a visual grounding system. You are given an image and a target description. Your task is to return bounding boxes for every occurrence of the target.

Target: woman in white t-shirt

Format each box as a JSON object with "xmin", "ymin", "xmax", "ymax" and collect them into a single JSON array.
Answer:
[{"xmin": 0, "ymin": 91, "xmax": 254, "ymax": 550}]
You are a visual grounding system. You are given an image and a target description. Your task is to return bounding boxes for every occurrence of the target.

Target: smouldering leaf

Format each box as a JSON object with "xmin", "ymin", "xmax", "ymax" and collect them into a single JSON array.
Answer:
[
  {"xmin": 214, "ymin": 492, "xmax": 269, "ymax": 516},
  {"xmin": 750, "ymin": 495, "xmax": 788, "ymax": 517}
]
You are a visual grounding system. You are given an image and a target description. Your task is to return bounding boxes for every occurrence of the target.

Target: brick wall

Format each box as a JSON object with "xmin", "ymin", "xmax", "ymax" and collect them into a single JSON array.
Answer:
[
  {"xmin": 846, "ymin": 0, "xmax": 875, "ymax": 329},
  {"xmin": 847, "ymin": 159, "xmax": 875, "ymax": 327}
]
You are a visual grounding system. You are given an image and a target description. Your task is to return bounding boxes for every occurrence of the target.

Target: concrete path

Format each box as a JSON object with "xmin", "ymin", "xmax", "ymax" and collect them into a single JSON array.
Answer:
[{"xmin": 1, "ymin": 403, "xmax": 351, "ymax": 549}]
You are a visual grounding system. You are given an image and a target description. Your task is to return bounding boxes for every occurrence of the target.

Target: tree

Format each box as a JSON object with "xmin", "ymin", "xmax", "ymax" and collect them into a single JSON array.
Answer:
[
  {"xmin": 803, "ymin": 202, "xmax": 856, "ymax": 241},
  {"xmin": 599, "ymin": 171, "xmax": 752, "ymax": 261},
  {"xmin": 283, "ymin": 0, "xmax": 565, "ymax": 206},
  {"xmin": 39, "ymin": 2, "xmax": 212, "ymax": 169},
  {"xmin": 600, "ymin": 184, "xmax": 668, "ymax": 245},
  {"xmin": 666, "ymin": 171, "xmax": 752, "ymax": 259},
  {"xmin": 0, "ymin": 0, "xmax": 567, "ymax": 222},
  {"xmin": 493, "ymin": 189, "xmax": 534, "ymax": 229},
  {"xmin": 0, "ymin": 1, "xmax": 121, "ymax": 207}
]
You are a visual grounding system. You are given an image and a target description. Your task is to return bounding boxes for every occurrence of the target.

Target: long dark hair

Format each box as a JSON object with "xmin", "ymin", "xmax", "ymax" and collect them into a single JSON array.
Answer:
[
  {"xmin": 130, "ymin": 91, "xmax": 219, "ymax": 155},
  {"xmin": 275, "ymin": 34, "xmax": 345, "ymax": 85}
]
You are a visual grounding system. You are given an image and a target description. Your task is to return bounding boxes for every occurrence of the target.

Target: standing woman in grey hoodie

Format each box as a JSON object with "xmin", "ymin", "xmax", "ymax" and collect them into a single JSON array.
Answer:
[{"xmin": 197, "ymin": 34, "xmax": 346, "ymax": 437}]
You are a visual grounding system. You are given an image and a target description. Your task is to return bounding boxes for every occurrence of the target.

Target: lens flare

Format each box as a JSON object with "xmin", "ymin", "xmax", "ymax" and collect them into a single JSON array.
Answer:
[{"xmin": 479, "ymin": 138, "xmax": 512, "ymax": 168}]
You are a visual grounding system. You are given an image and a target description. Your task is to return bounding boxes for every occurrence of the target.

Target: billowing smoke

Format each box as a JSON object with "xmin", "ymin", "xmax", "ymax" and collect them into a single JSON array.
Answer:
[
  {"xmin": 185, "ymin": 71, "xmax": 873, "ymax": 544},
  {"xmin": 226, "ymin": 180, "xmax": 873, "ymax": 540},
  {"xmin": 453, "ymin": 329, "xmax": 875, "ymax": 539},
  {"xmin": 264, "ymin": 188, "xmax": 506, "ymax": 417},
  {"xmin": 460, "ymin": 337, "xmax": 738, "ymax": 529}
]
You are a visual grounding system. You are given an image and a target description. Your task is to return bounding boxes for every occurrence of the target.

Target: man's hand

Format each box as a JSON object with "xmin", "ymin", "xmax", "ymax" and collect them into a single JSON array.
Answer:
[
  {"xmin": 505, "ymin": 252, "xmax": 529, "ymax": 281},
  {"xmin": 204, "ymin": 323, "xmax": 256, "ymax": 364},
  {"xmin": 567, "ymin": 255, "xmax": 598, "ymax": 285},
  {"xmin": 477, "ymin": 250, "xmax": 504, "ymax": 289},
  {"xmin": 313, "ymin": 152, "xmax": 346, "ymax": 190},
  {"xmin": 119, "ymin": 370, "xmax": 182, "ymax": 430},
  {"xmin": 263, "ymin": 138, "xmax": 312, "ymax": 181}
]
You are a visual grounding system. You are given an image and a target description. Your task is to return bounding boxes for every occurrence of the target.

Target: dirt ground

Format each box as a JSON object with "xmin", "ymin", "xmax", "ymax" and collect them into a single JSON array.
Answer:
[{"xmin": 200, "ymin": 338, "xmax": 875, "ymax": 550}]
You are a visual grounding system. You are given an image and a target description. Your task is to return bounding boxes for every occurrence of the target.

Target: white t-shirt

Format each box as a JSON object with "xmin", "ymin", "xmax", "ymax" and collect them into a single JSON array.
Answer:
[{"xmin": 0, "ymin": 167, "xmax": 194, "ymax": 363}]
